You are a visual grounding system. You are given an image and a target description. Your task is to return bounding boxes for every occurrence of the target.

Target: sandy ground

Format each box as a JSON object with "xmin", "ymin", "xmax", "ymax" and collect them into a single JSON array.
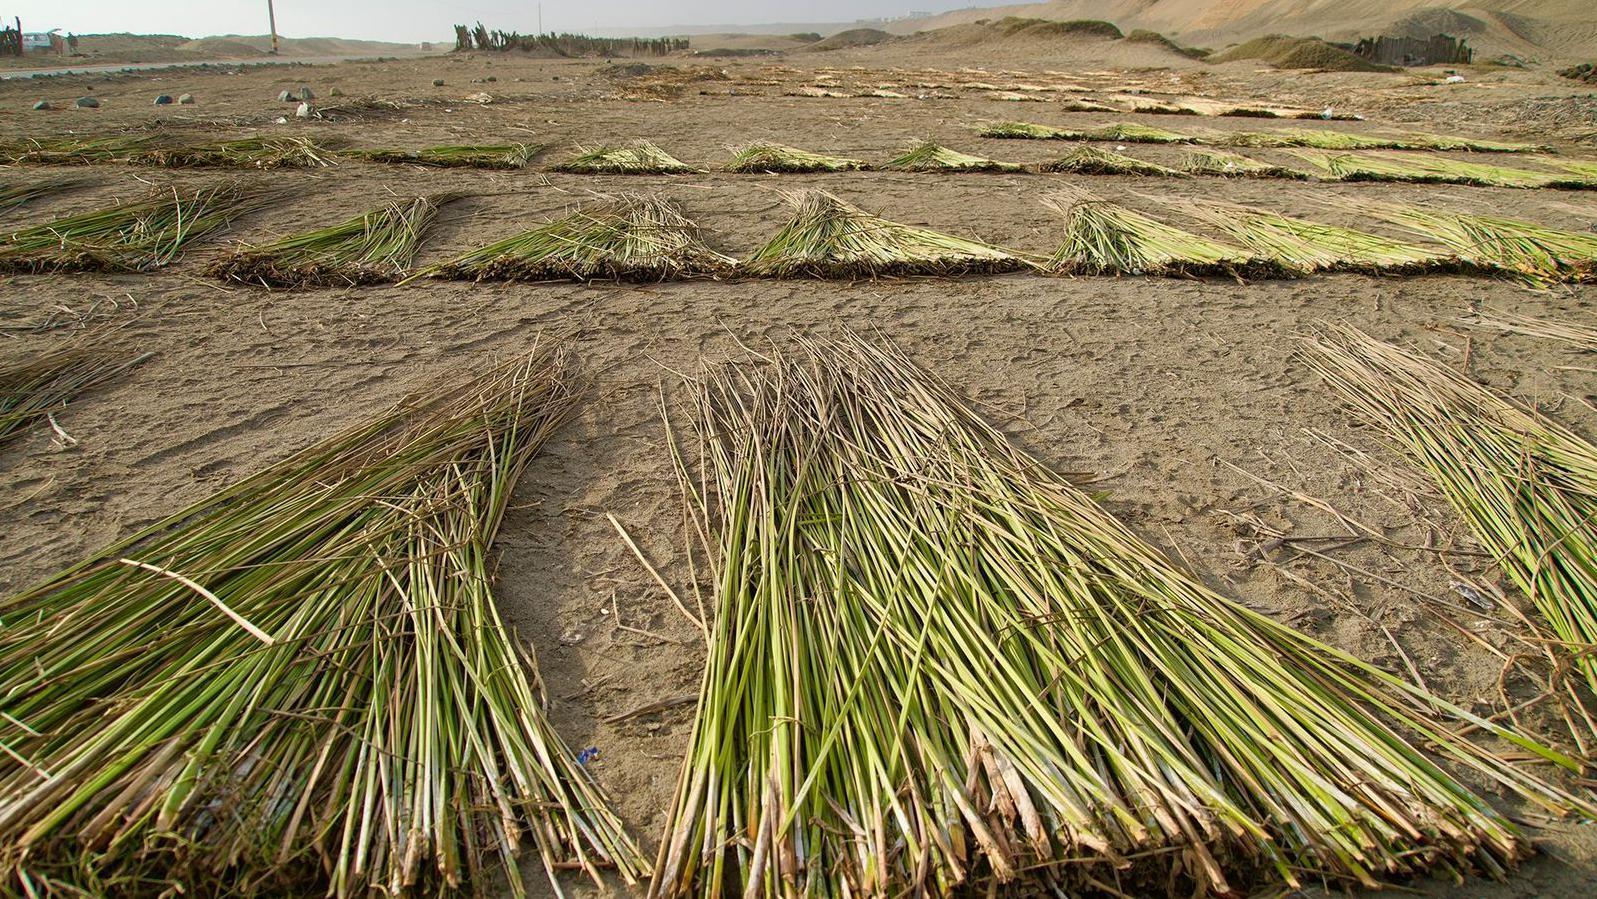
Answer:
[{"xmin": 2, "ymin": 38, "xmax": 1597, "ymax": 898}]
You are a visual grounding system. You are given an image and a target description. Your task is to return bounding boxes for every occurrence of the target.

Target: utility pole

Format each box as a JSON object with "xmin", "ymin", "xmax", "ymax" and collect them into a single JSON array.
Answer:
[
  {"xmin": 539, "ymin": 5, "xmax": 544, "ymax": 34},
  {"xmin": 267, "ymin": 0, "xmax": 279, "ymax": 55}
]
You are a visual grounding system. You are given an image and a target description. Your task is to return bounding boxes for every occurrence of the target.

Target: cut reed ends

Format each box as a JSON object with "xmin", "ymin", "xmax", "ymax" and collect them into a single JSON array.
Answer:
[
  {"xmin": 1183, "ymin": 201, "xmax": 1443, "ymax": 274},
  {"xmin": 553, "ymin": 141, "xmax": 697, "ymax": 174},
  {"xmin": 1305, "ymin": 327, "xmax": 1597, "ymax": 727},
  {"xmin": 0, "ymin": 345, "xmax": 649, "ymax": 897},
  {"xmin": 648, "ymin": 330, "xmax": 1591, "ymax": 899},
  {"xmin": 1182, "ymin": 148, "xmax": 1311, "ymax": 179},
  {"xmin": 1040, "ymin": 145, "xmax": 1183, "ymax": 176},
  {"xmin": 723, "ymin": 142, "xmax": 867, "ymax": 173},
  {"xmin": 0, "ymin": 339, "xmax": 151, "ymax": 446},
  {"xmin": 419, "ymin": 194, "xmax": 733, "ymax": 282},
  {"xmin": 210, "ymin": 194, "xmax": 454, "ymax": 288},
  {"xmin": 1043, "ymin": 191, "xmax": 1260, "ymax": 277},
  {"xmin": 136, "ymin": 137, "xmax": 342, "ymax": 169},
  {"xmin": 343, "ymin": 143, "xmax": 540, "ymax": 169},
  {"xmin": 879, "ymin": 141, "xmax": 1023, "ymax": 172},
  {"xmin": 0, "ymin": 181, "xmax": 277, "ymax": 273},
  {"xmin": 741, "ymin": 188, "xmax": 1024, "ymax": 278},
  {"xmin": 1357, "ymin": 202, "xmax": 1597, "ymax": 286}
]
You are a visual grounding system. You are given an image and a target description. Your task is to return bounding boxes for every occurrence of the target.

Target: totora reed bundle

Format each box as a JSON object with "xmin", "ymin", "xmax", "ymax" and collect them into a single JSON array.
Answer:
[
  {"xmin": 1299, "ymin": 151, "xmax": 1560, "ymax": 189},
  {"xmin": 1182, "ymin": 149, "xmax": 1311, "ymax": 179},
  {"xmin": 210, "ymin": 193, "xmax": 457, "ymax": 288},
  {"xmin": 1182, "ymin": 201, "xmax": 1443, "ymax": 274},
  {"xmin": 1305, "ymin": 326, "xmax": 1597, "ymax": 732},
  {"xmin": 0, "ymin": 338, "xmax": 151, "ymax": 446},
  {"xmin": 1356, "ymin": 201, "xmax": 1597, "ymax": 286},
  {"xmin": 741, "ymin": 189, "xmax": 1024, "ymax": 278},
  {"xmin": 0, "ymin": 181, "xmax": 276, "ymax": 273},
  {"xmin": 723, "ymin": 143, "xmax": 867, "ymax": 173},
  {"xmin": 1043, "ymin": 190, "xmax": 1258, "ymax": 276},
  {"xmin": 417, "ymin": 194, "xmax": 733, "ymax": 282},
  {"xmin": 982, "ymin": 121, "xmax": 1199, "ymax": 143},
  {"xmin": 343, "ymin": 143, "xmax": 541, "ymax": 169},
  {"xmin": 553, "ymin": 141, "xmax": 697, "ymax": 174},
  {"xmin": 0, "ymin": 345, "xmax": 649, "ymax": 897},
  {"xmin": 135, "ymin": 137, "xmax": 342, "ymax": 169},
  {"xmin": 0, "ymin": 135, "xmax": 156, "ymax": 165},
  {"xmin": 879, "ymin": 141, "xmax": 1023, "ymax": 173},
  {"xmin": 1040, "ymin": 145, "xmax": 1183, "ymax": 176},
  {"xmin": 0, "ymin": 177, "xmax": 90, "ymax": 214},
  {"xmin": 647, "ymin": 330, "xmax": 1592, "ymax": 899}
]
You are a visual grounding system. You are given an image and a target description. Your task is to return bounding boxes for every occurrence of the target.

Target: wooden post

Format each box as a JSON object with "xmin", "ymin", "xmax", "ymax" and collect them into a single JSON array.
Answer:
[{"xmin": 267, "ymin": 1, "xmax": 279, "ymax": 55}]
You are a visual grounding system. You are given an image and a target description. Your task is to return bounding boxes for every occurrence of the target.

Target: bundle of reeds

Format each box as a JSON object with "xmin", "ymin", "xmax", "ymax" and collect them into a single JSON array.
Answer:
[
  {"xmin": 1469, "ymin": 309, "xmax": 1597, "ymax": 348},
  {"xmin": 0, "ymin": 176, "xmax": 89, "ymax": 213},
  {"xmin": 1181, "ymin": 148, "xmax": 1310, "ymax": 179},
  {"xmin": 1043, "ymin": 190, "xmax": 1258, "ymax": 276},
  {"xmin": 1183, "ymin": 200, "xmax": 1443, "ymax": 273},
  {"xmin": 723, "ymin": 142, "xmax": 867, "ymax": 173},
  {"xmin": 979, "ymin": 120, "xmax": 1072, "ymax": 139},
  {"xmin": 1358, "ymin": 202, "xmax": 1597, "ymax": 285},
  {"xmin": 1401, "ymin": 131, "xmax": 1552, "ymax": 153},
  {"xmin": 0, "ymin": 339, "xmax": 151, "ymax": 446},
  {"xmin": 1549, "ymin": 159, "xmax": 1597, "ymax": 184},
  {"xmin": 1222, "ymin": 129, "xmax": 1406, "ymax": 150},
  {"xmin": 418, "ymin": 194, "xmax": 733, "ymax": 282},
  {"xmin": 0, "ymin": 135, "xmax": 154, "ymax": 165},
  {"xmin": 210, "ymin": 193, "xmax": 455, "ymax": 288},
  {"xmin": 879, "ymin": 141, "xmax": 1023, "ymax": 172},
  {"xmin": 553, "ymin": 141, "xmax": 697, "ymax": 174},
  {"xmin": 741, "ymin": 189, "xmax": 1024, "ymax": 278},
  {"xmin": 0, "ymin": 181, "xmax": 276, "ymax": 273},
  {"xmin": 0, "ymin": 346, "xmax": 649, "ymax": 897},
  {"xmin": 1305, "ymin": 326, "xmax": 1597, "ymax": 720},
  {"xmin": 136, "ymin": 137, "xmax": 341, "ymax": 169},
  {"xmin": 1040, "ymin": 145, "xmax": 1182, "ymax": 176},
  {"xmin": 1300, "ymin": 151, "xmax": 1558, "ymax": 189},
  {"xmin": 648, "ymin": 330, "xmax": 1592, "ymax": 899},
  {"xmin": 344, "ymin": 143, "xmax": 541, "ymax": 169}
]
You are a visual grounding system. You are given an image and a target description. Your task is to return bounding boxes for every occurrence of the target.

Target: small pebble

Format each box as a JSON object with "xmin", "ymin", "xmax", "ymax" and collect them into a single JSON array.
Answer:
[
  {"xmin": 274, "ymin": 116, "xmax": 288, "ymax": 124},
  {"xmin": 75, "ymin": 96, "xmax": 100, "ymax": 108},
  {"xmin": 485, "ymin": 75, "xmax": 497, "ymax": 82},
  {"xmin": 153, "ymin": 94, "xmax": 173, "ymax": 105},
  {"xmin": 295, "ymin": 102, "xmax": 314, "ymax": 118},
  {"xmin": 277, "ymin": 89, "xmax": 293, "ymax": 102},
  {"xmin": 298, "ymin": 86, "xmax": 314, "ymax": 101},
  {"xmin": 328, "ymin": 87, "xmax": 344, "ymax": 97},
  {"xmin": 432, "ymin": 78, "xmax": 445, "ymax": 87},
  {"xmin": 32, "ymin": 100, "xmax": 50, "ymax": 110},
  {"xmin": 178, "ymin": 93, "xmax": 194, "ymax": 104}
]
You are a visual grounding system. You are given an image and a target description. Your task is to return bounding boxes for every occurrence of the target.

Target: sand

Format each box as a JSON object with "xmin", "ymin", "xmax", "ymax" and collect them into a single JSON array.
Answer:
[{"xmin": 2, "ymin": 36, "xmax": 1596, "ymax": 898}]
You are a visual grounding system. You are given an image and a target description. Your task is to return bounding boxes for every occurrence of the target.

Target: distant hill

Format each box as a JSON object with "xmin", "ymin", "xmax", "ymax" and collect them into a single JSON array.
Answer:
[
  {"xmin": 21, "ymin": 32, "xmax": 421, "ymax": 66},
  {"xmin": 889, "ymin": 1, "xmax": 1597, "ymax": 60}
]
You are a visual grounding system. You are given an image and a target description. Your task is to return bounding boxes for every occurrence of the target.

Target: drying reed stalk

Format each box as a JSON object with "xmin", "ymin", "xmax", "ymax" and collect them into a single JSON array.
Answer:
[
  {"xmin": 1357, "ymin": 202, "xmax": 1597, "ymax": 286},
  {"xmin": 1300, "ymin": 151, "xmax": 1559, "ymax": 189},
  {"xmin": 344, "ymin": 143, "xmax": 540, "ymax": 169},
  {"xmin": 0, "ymin": 339, "xmax": 150, "ymax": 446},
  {"xmin": 553, "ymin": 141, "xmax": 697, "ymax": 174},
  {"xmin": 210, "ymin": 194, "xmax": 455, "ymax": 288},
  {"xmin": 0, "ymin": 135, "xmax": 154, "ymax": 165},
  {"xmin": 1181, "ymin": 149, "xmax": 1310, "ymax": 179},
  {"xmin": 0, "ymin": 345, "xmax": 649, "ymax": 897},
  {"xmin": 1469, "ymin": 309, "xmax": 1597, "ymax": 349},
  {"xmin": 136, "ymin": 137, "xmax": 341, "ymax": 169},
  {"xmin": 1043, "ymin": 190, "xmax": 1260, "ymax": 276},
  {"xmin": 1040, "ymin": 146, "xmax": 1182, "ymax": 176},
  {"xmin": 723, "ymin": 143, "xmax": 866, "ymax": 173},
  {"xmin": 0, "ymin": 181, "xmax": 276, "ymax": 273},
  {"xmin": 879, "ymin": 141, "xmax": 1022, "ymax": 173},
  {"xmin": 418, "ymin": 194, "xmax": 732, "ymax": 282},
  {"xmin": 1182, "ymin": 200, "xmax": 1442, "ymax": 274},
  {"xmin": 741, "ymin": 189, "xmax": 1024, "ymax": 278},
  {"xmin": 0, "ymin": 177, "xmax": 89, "ymax": 213},
  {"xmin": 1305, "ymin": 327, "xmax": 1597, "ymax": 731},
  {"xmin": 648, "ymin": 330, "xmax": 1592, "ymax": 899}
]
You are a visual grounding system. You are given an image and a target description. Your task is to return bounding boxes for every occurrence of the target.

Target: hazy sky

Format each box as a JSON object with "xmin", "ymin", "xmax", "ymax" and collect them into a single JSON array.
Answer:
[{"xmin": 9, "ymin": 2, "xmax": 998, "ymax": 44}]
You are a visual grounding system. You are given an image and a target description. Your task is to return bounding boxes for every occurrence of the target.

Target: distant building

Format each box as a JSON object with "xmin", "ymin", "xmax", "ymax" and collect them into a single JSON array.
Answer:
[{"xmin": 22, "ymin": 32, "xmax": 53, "ymax": 50}]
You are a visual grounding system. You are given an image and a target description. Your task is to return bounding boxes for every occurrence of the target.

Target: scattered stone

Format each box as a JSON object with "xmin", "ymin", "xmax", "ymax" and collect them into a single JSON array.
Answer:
[
  {"xmin": 178, "ymin": 93, "xmax": 194, "ymax": 105},
  {"xmin": 274, "ymin": 116, "xmax": 289, "ymax": 124},
  {"xmin": 432, "ymin": 78, "xmax": 445, "ymax": 87},
  {"xmin": 551, "ymin": 75, "xmax": 559, "ymax": 81},
  {"xmin": 277, "ymin": 90, "xmax": 293, "ymax": 102},
  {"xmin": 328, "ymin": 87, "xmax": 344, "ymax": 97},
  {"xmin": 295, "ymin": 102, "xmax": 314, "ymax": 119},
  {"xmin": 298, "ymin": 86, "xmax": 315, "ymax": 101},
  {"xmin": 32, "ymin": 100, "xmax": 50, "ymax": 110},
  {"xmin": 153, "ymin": 94, "xmax": 173, "ymax": 105},
  {"xmin": 75, "ymin": 96, "xmax": 100, "ymax": 108},
  {"xmin": 486, "ymin": 75, "xmax": 497, "ymax": 82}
]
